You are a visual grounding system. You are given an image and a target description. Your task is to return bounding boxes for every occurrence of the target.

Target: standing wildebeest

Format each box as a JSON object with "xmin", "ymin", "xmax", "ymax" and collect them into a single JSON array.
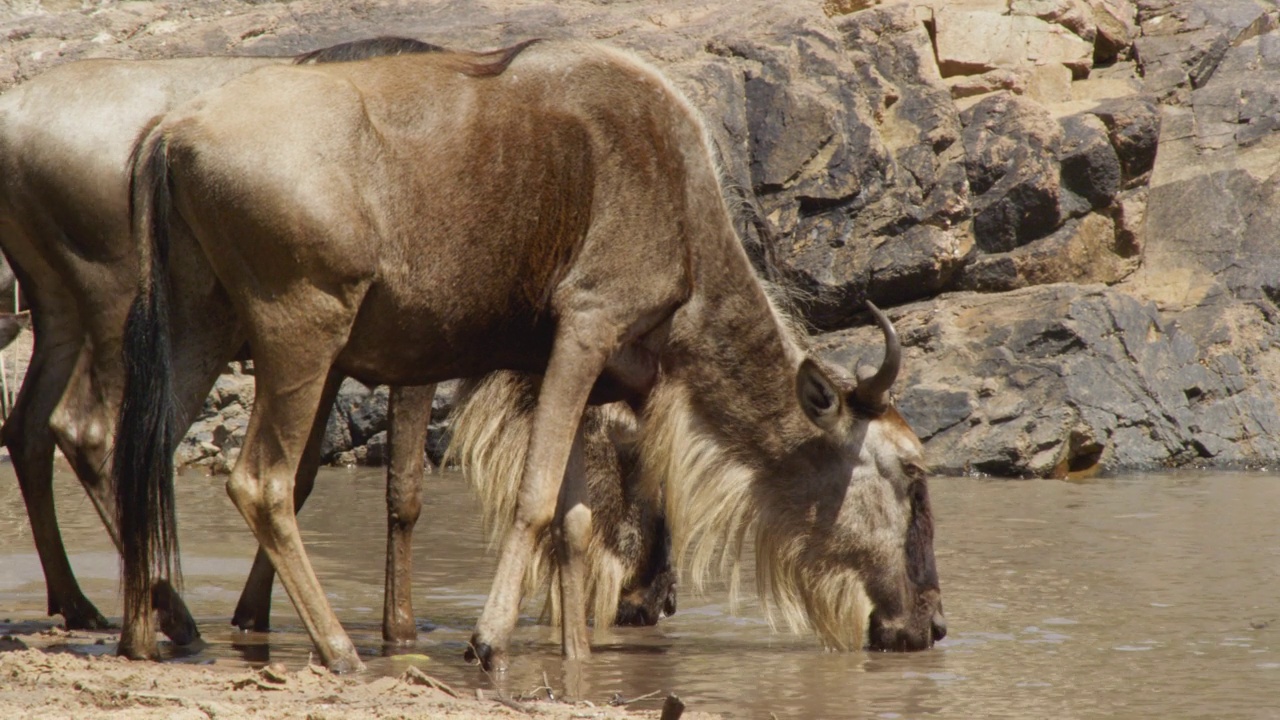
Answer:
[
  {"xmin": 116, "ymin": 39, "xmax": 944, "ymax": 672},
  {"xmin": 0, "ymin": 37, "xmax": 442, "ymax": 645},
  {"xmin": 0, "ymin": 38, "xmax": 672, "ymax": 648}
]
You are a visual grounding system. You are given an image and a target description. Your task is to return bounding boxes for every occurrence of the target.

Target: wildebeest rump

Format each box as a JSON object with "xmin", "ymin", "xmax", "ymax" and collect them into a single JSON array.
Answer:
[
  {"xmin": 116, "ymin": 40, "xmax": 944, "ymax": 672},
  {"xmin": 0, "ymin": 37, "xmax": 673, "ymax": 649},
  {"xmin": 0, "ymin": 37, "xmax": 445, "ymax": 645}
]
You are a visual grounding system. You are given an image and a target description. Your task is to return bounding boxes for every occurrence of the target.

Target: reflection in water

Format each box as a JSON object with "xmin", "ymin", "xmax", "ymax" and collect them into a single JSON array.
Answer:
[{"xmin": 1, "ymin": 466, "xmax": 1279, "ymax": 718}]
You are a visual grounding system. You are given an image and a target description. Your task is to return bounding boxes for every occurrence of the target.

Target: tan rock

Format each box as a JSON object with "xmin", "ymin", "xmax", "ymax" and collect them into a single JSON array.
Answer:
[
  {"xmin": 945, "ymin": 67, "xmax": 1029, "ymax": 99},
  {"xmin": 1086, "ymin": 0, "xmax": 1138, "ymax": 62},
  {"xmin": 957, "ymin": 212, "xmax": 1135, "ymax": 292},
  {"xmin": 1009, "ymin": 0, "xmax": 1096, "ymax": 42},
  {"xmin": 822, "ymin": 0, "xmax": 879, "ymax": 17},
  {"xmin": 1025, "ymin": 63, "xmax": 1073, "ymax": 104},
  {"xmin": 934, "ymin": 8, "xmax": 1094, "ymax": 78}
]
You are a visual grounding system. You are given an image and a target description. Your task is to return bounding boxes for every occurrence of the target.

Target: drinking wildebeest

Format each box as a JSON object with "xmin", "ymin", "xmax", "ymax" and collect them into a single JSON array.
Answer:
[
  {"xmin": 0, "ymin": 37, "xmax": 673, "ymax": 648},
  {"xmin": 448, "ymin": 373, "xmax": 677, "ymax": 628},
  {"xmin": 448, "ymin": 304, "xmax": 934, "ymax": 650},
  {"xmin": 115, "ymin": 39, "xmax": 944, "ymax": 672}
]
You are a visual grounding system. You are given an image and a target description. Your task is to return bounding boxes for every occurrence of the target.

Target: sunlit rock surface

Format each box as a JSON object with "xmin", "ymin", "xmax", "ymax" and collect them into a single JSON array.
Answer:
[{"xmin": 5, "ymin": 0, "xmax": 1280, "ymax": 476}]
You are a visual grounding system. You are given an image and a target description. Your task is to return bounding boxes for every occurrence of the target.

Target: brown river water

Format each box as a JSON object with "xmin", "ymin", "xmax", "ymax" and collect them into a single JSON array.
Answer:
[{"xmin": 2, "ymin": 465, "xmax": 1278, "ymax": 719}]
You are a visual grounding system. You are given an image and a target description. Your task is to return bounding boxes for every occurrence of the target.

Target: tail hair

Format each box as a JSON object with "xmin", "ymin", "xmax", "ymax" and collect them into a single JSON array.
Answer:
[{"xmin": 115, "ymin": 127, "xmax": 181, "ymax": 613}]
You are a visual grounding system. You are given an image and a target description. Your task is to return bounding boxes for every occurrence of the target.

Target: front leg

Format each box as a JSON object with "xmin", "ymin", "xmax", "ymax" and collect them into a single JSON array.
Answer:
[
  {"xmin": 468, "ymin": 320, "xmax": 616, "ymax": 671},
  {"xmin": 554, "ymin": 422, "xmax": 592, "ymax": 660},
  {"xmin": 225, "ymin": 344, "xmax": 362, "ymax": 672}
]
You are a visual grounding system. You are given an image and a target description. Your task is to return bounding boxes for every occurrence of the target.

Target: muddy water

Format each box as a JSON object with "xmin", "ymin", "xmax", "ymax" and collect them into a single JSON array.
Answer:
[{"xmin": 2, "ymin": 466, "xmax": 1279, "ymax": 718}]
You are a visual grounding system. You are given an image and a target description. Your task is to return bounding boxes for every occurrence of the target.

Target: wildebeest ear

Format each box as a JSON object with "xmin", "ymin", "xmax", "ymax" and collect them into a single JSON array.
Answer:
[{"xmin": 796, "ymin": 358, "xmax": 842, "ymax": 431}]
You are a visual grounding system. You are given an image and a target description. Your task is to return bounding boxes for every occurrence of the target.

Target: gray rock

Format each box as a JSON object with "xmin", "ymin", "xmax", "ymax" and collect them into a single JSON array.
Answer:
[
  {"xmin": 1089, "ymin": 95, "xmax": 1160, "ymax": 185},
  {"xmin": 363, "ymin": 431, "xmax": 388, "ymax": 466},
  {"xmin": 814, "ymin": 285, "xmax": 1271, "ymax": 476},
  {"xmin": 962, "ymin": 93, "xmax": 1064, "ymax": 252},
  {"xmin": 1058, "ymin": 112, "xmax": 1122, "ymax": 216}
]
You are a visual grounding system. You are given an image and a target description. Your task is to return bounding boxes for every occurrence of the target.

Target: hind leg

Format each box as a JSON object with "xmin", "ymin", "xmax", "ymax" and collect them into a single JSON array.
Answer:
[
  {"xmin": 52, "ymin": 343, "xmax": 200, "ymax": 647},
  {"xmin": 4, "ymin": 314, "xmax": 110, "ymax": 630},
  {"xmin": 232, "ymin": 369, "xmax": 343, "ymax": 632},
  {"xmin": 224, "ymin": 310, "xmax": 365, "ymax": 671},
  {"xmin": 383, "ymin": 384, "xmax": 433, "ymax": 643}
]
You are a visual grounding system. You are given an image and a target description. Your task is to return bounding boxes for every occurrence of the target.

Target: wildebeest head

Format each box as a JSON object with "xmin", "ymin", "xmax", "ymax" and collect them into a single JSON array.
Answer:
[
  {"xmin": 654, "ymin": 302, "xmax": 944, "ymax": 653},
  {"xmin": 613, "ymin": 513, "xmax": 677, "ymax": 626},
  {"xmin": 778, "ymin": 302, "xmax": 943, "ymax": 651}
]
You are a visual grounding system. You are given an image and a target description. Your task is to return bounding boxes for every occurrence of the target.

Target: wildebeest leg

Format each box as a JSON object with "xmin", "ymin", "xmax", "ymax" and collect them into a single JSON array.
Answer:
[
  {"xmin": 232, "ymin": 369, "xmax": 344, "ymax": 632},
  {"xmin": 383, "ymin": 384, "xmax": 434, "ymax": 643},
  {"xmin": 469, "ymin": 320, "xmax": 619, "ymax": 671},
  {"xmin": 3, "ymin": 311, "xmax": 110, "ymax": 630},
  {"xmin": 553, "ymin": 422, "xmax": 592, "ymax": 660},
  {"xmin": 225, "ymin": 331, "xmax": 363, "ymax": 673}
]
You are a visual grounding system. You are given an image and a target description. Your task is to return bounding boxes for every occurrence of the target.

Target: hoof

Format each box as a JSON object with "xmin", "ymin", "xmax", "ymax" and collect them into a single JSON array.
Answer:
[
  {"xmin": 328, "ymin": 654, "xmax": 366, "ymax": 674},
  {"xmin": 59, "ymin": 601, "xmax": 112, "ymax": 631},
  {"xmin": 231, "ymin": 602, "xmax": 271, "ymax": 632},
  {"xmin": 152, "ymin": 582, "xmax": 201, "ymax": 646},
  {"xmin": 116, "ymin": 638, "xmax": 160, "ymax": 661},
  {"xmin": 464, "ymin": 637, "xmax": 506, "ymax": 672}
]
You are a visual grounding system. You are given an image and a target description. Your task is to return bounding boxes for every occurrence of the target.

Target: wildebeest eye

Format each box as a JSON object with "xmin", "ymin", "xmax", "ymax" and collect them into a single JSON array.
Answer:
[{"xmin": 904, "ymin": 462, "xmax": 926, "ymax": 483}]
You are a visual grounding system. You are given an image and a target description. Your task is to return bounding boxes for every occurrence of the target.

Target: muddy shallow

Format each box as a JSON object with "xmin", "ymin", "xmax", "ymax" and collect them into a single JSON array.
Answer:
[{"xmin": 2, "ymin": 465, "xmax": 1278, "ymax": 718}]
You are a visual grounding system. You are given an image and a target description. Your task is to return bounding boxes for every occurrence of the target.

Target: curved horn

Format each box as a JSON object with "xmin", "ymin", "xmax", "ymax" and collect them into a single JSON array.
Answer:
[{"xmin": 854, "ymin": 301, "xmax": 901, "ymax": 412}]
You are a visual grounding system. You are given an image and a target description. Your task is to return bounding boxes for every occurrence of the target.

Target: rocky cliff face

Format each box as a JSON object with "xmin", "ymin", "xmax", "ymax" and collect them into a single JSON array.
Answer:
[{"xmin": 5, "ymin": 0, "xmax": 1278, "ymax": 477}]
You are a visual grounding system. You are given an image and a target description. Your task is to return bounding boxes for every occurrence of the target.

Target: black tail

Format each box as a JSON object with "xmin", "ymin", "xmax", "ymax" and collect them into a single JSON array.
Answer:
[
  {"xmin": 115, "ymin": 129, "xmax": 180, "ymax": 618},
  {"xmin": 292, "ymin": 36, "xmax": 446, "ymax": 65}
]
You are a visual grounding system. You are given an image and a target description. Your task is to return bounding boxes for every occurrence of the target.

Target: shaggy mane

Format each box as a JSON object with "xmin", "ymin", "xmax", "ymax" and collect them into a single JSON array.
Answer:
[{"xmin": 636, "ymin": 380, "xmax": 871, "ymax": 650}]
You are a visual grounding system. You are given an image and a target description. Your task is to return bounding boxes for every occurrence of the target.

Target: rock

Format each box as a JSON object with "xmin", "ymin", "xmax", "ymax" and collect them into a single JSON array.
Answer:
[
  {"xmin": 946, "ymin": 68, "xmax": 1030, "ymax": 99},
  {"xmin": 934, "ymin": 8, "xmax": 1094, "ymax": 78},
  {"xmin": 815, "ymin": 285, "xmax": 1256, "ymax": 476},
  {"xmin": 1089, "ymin": 95, "xmax": 1160, "ymax": 185},
  {"xmin": 1130, "ymin": 0, "xmax": 1271, "ymax": 103},
  {"xmin": 956, "ymin": 212, "xmax": 1135, "ymax": 291},
  {"xmin": 363, "ymin": 431, "xmax": 388, "ymax": 466},
  {"xmin": 1025, "ymin": 63, "xmax": 1075, "ymax": 105},
  {"xmin": 764, "ymin": 5, "xmax": 971, "ymax": 329},
  {"xmin": 427, "ymin": 422, "xmax": 452, "ymax": 468},
  {"xmin": 1010, "ymin": 0, "xmax": 1098, "ymax": 43},
  {"xmin": 1087, "ymin": 0, "xmax": 1139, "ymax": 63},
  {"xmin": 319, "ymin": 404, "xmax": 353, "ymax": 464},
  {"xmin": 212, "ymin": 415, "xmax": 248, "ymax": 451},
  {"xmin": 962, "ymin": 93, "xmax": 1064, "ymax": 252},
  {"xmin": 1058, "ymin": 112, "xmax": 1122, "ymax": 216},
  {"xmin": 348, "ymin": 385, "xmax": 389, "ymax": 447}
]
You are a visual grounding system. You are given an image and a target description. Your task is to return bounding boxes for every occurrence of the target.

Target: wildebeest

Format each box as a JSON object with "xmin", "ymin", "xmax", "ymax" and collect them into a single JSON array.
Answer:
[
  {"xmin": 449, "ymin": 304, "xmax": 936, "ymax": 651},
  {"xmin": 448, "ymin": 373, "xmax": 677, "ymax": 628},
  {"xmin": 116, "ymin": 39, "xmax": 944, "ymax": 672},
  {"xmin": 0, "ymin": 36, "xmax": 446, "ymax": 645},
  {"xmin": 0, "ymin": 37, "xmax": 673, "ymax": 649}
]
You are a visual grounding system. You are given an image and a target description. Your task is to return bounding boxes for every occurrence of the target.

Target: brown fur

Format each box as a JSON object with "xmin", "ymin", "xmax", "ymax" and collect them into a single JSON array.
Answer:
[
  {"xmin": 115, "ymin": 40, "xmax": 943, "ymax": 672},
  {"xmin": 2, "ymin": 38, "xmax": 651, "ymax": 650}
]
